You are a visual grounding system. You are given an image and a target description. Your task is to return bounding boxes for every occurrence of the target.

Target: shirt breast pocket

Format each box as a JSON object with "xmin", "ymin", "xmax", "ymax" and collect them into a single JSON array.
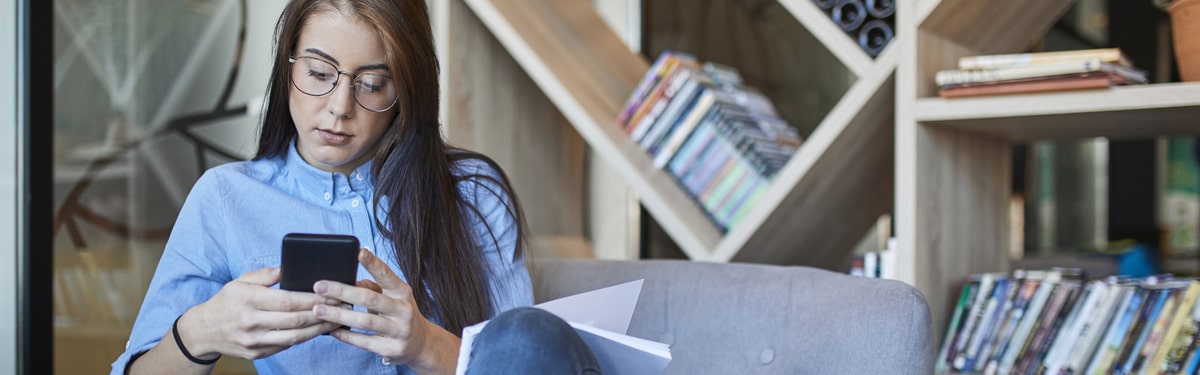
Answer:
[{"xmin": 243, "ymin": 254, "xmax": 282, "ymax": 281}]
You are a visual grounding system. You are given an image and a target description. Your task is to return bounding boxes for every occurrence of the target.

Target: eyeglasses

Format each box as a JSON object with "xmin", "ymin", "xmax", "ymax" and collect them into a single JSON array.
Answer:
[{"xmin": 288, "ymin": 56, "xmax": 398, "ymax": 112}]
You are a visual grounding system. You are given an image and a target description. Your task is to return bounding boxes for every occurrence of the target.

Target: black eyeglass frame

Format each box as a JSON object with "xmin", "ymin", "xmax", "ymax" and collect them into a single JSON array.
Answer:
[{"xmin": 287, "ymin": 56, "xmax": 398, "ymax": 113}]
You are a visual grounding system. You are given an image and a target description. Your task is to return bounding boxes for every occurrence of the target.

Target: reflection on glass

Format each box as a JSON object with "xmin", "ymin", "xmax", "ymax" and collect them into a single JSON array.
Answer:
[{"xmin": 52, "ymin": 0, "xmax": 258, "ymax": 373}]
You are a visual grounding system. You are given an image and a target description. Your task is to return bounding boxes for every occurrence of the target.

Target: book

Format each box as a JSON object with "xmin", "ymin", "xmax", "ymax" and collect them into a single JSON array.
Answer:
[
  {"xmin": 455, "ymin": 280, "xmax": 671, "ymax": 375},
  {"xmin": 1061, "ymin": 279, "xmax": 1127, "ymax": 374},
  {"xmin": 1011, "ymin": 280, "xmax": 1079, "ymax": 375},
  {"xmin": 1117, "ymin": 282, "xmax": 1186, "ymax": 374},
  {"xmin": 1149, "ymin": 280, "xmax": 1200, "ymax": 374},
  {"xmin": 1087, "ymin": 284, "xmax": 1150, "ymax": 374},
  {"xmin": 952, "ymin": 272, "xmax": 1003, "ymax": 371},
  {"xmin": 934, "ymin": 58, "xmax": 1147, "ymax": 87},
  {"xmin": 980, "ymin": 272, "xmax": 1042, "ymax": 375},
  {"xmin": 639, "ymin": 74, "xmax": 712, "ymax": 150},
  {"xmin": 956, "ymin": 48, "xmax": 1132, "ymax": 70},
  {"xmin": 630, "ymin": 67, "xmax": 702, "ymax": 142},
  {"xmin": 995, "ymin": 276, "xmax": 1058, "ymax": 375},
  {"xmin": 622, "ymin": 52, "xmax": 699, "ymax": 134},
  {"xmin": 937, "ymin": 73, "xmax": 1119, "ymax": 99},
  {"xmin": 960, "ymin": 277, "xmax": 1013, "ymax": 372},
  {"xmin": 1040, "ymin": 280, "xmax": 1108, "ymax": 375},
  {"xmin": 651, "ymin": 89, "xmax": 726, "ymax": 168},
  {"xmin": 1164, "ymin": 301, "xmax": 1200, "ymax": 374},
  {"xmin": 1133, "ymin": 283, "xmax": 1188, "ymax": 373}
]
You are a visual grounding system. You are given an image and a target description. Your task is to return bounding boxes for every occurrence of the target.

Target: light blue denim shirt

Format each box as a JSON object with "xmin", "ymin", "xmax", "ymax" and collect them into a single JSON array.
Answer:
[{"xmin": 110, "ymin": 140, "xmax": 533, "ymax": 374}]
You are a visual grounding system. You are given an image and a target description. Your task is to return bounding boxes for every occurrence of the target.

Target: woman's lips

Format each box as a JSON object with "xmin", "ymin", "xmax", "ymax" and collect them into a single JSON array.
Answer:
[{"xmin": 317, "ymin": 128, "xmax": 352, "ymax": 145}]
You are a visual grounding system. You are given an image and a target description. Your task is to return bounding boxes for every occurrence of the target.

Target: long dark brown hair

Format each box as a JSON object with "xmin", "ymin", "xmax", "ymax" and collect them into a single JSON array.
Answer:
[{"xmin": 255, "ymin": 0, "xmax": 528, "ymax": 335}]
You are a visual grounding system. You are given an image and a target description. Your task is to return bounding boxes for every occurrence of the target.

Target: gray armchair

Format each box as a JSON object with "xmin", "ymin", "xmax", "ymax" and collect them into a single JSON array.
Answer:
[{"xmin": 529, "ymin": 257, "xmax": 935, "ymax": 374}]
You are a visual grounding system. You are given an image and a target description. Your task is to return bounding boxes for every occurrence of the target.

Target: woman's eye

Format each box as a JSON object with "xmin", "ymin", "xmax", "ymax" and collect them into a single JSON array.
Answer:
[
  {"xmin": 308, "ymin": 70, "xmax": 334, "ymax": 81},
  {"xmin": 360, "ymin": 83, "xmax": 382, "ymax": 93}
]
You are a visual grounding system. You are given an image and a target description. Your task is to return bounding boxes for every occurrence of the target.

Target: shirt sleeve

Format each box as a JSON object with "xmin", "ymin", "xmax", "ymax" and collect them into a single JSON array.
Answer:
[
  {"xmin": 459, "ymin": 159, "xmax": 534, "ymax": 316},
  {"xmin": 110, "ymin": 169, "xmax": 234, "ymax": 374}
]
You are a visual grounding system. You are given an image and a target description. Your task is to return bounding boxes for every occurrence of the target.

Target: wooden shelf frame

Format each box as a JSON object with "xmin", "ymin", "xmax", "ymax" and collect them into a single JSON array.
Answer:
[
  {"xmin": 916, "ymin": 82, "xmax": 1200, "ymax": 141},
  {"xmin": 777, "ymin": 0, "xmax": 879, "ymax": 77},
  {"xmin": 896, "ymin": 0, "xmax": 1200, "ymax": 334},
  {"xmin": 457, "ymin": 0, "xmax": 898, "ymax": 268}
]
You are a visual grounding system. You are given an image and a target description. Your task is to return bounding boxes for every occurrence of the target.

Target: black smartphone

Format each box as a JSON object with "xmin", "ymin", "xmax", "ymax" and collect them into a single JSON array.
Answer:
[{"xmin": 280, "ymin": 233, "xmax": 360, "ymax": 292}]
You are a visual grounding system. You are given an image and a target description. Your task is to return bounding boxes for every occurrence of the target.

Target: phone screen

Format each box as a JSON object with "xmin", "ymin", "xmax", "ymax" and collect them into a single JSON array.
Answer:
[{"xmin": 280, "ymin": 233, "xmax": 360, "ymax": 292}]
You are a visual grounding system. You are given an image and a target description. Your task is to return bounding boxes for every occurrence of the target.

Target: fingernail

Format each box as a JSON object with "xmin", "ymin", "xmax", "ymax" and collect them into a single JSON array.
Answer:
[
  {"xmin": 313, "ymin": 305, "xmax": 327, "ymax": 317},
  {"xmin": 314, "ymin": 281, "xmax": 328, "ymax": 294}
]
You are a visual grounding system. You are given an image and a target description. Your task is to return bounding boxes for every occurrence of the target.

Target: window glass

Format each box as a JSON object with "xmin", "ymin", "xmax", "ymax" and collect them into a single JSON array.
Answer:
[{"xmin": 52, "ymin": 1, "xmax": 281, "ymax": 372}]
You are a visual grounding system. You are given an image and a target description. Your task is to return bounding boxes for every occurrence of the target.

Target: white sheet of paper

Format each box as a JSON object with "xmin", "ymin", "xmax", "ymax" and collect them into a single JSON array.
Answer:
[
  {"xmin": 454, "ymin": 279, "xmax": 656, "ymax": 375},
  {"xmin": 533, "ymin": 279, "xmax": 644, "ymax": 334}
]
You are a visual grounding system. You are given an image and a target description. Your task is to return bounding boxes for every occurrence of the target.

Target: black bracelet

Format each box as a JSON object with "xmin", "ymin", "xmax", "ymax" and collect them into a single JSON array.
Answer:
[{"xmin": 172, "ymin": 315, "xmax": 220, "ymax": 365}]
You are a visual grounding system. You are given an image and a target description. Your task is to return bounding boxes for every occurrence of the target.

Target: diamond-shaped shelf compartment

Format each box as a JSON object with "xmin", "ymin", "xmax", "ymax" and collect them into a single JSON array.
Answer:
[{"xmin": 452, "ymin": 0, "xmax": 898, "ymax": 270}]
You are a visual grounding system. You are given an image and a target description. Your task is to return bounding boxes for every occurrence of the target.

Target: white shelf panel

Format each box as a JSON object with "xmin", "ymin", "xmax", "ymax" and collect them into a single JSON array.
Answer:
[{"xmin": 915, "ymin": 83, "xmax": 1200, "ymax": 141}]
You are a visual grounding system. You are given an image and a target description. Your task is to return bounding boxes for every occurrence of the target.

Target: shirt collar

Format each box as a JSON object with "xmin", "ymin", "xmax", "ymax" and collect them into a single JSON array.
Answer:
[{"xmin": 285, "ymin": 138, "xmax": 374, "ymax": 205}]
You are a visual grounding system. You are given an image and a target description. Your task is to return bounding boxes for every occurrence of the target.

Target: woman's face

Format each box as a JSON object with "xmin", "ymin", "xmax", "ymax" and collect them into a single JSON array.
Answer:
[{"xmin": 289, "ymin": 11, "xmax": 396, "ymax": 175}]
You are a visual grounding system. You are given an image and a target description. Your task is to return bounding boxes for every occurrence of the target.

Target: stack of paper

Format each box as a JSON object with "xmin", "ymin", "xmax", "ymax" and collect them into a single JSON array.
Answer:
[{"xmin": 934, "ymin": 48, "xmax": 1148, "ymax": 98}]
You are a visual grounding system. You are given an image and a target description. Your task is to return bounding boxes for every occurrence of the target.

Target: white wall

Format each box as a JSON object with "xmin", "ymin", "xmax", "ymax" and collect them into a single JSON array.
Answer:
[{"xmin": 1, "ymin": 0, "xmax": 23, "ymax": 372}]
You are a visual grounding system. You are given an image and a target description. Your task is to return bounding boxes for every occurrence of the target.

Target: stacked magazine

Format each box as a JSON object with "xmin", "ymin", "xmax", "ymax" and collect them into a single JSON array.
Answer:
[{"xmin": 934, "ymin": 48, "xmax": 1148, "ymax": 99}]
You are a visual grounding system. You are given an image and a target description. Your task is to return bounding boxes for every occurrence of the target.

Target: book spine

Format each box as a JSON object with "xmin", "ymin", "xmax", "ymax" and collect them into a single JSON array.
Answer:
[
  {"xmin": 938, "ymin": 279, "xmax": 980, "ymax": 373},
  {"xmin": 982, "ymin": 277, "xmax": 1039, "ymax": 375},
  {"xmin": 957, "ymin": 48, "xmax": 1123, "ymax": 70},
  {"xmin": 668, "ymin": 120, "xmax": 718, "ymax": 178},
  {"xmin": 996, "ymin": 278, "xmax": 1055, "ymax": 375},
  {"xmin": 1064, "ymin": 282, "xmax": 1126, "ymax": 374},
  {"xmin": 630, "ymin": 67, "xmax": 693, "ymax": 140},
  {"xmin": 726, "ymin": 184, "xmax": 765, "ymax": 229},
  {"xmin": 652, "ymin": 91, "xmax": 720, "ymax": 168},
  {"xmin": 935, "ymin": 58, "xmax": 1105, "ymax": 86},
  {"xmin": 1135, "ymin": 289, "xmax": 1184, "ymax": 373},
  {"xmin": 1151, "ymin": 281, "xmax": 1200, "ymax": 374},
  {"xmin": 619, "ymin": 51, "xmax": 677, "ymax": 126},
  {"xmin": 1086, "ymin": 286, "xmax": 1146, "ymax": 374},
  {"xmin": 1043, "ymin": 281, "xmax": 1107, "ymax": 375},
  {"xmin": 1118, "ymin": 289, "xmax": 1171, "ymax": 374},
  {"xmin": 964, "ymin": 278, "xmax": 1013, "ymax": 371},
  {"xmin": 637, "ymin": 74, "xmax": 703, "ymax": 146},
  {"xmin": 953, "ymin": 273, "xmax": 999, "ymax": 371},
  {"xmin": 1012, "ymin": 282, "xmax": 1075, "ymax": 375}
]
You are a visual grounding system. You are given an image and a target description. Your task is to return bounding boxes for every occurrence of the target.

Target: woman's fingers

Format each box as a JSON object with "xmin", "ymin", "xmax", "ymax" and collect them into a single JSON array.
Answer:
[
  {"xmin": 236, "ymin": 266, "xmax": 282, "ymax": 286},
  {"xmin": 357, "ymin": 279, "xmax": 382, "ymax": 294},
  {"xmin": 327, "ymin": 326, "xmax": 416, "ymax": 361},
  {"xmin": 357, "ymin": 249, "xmax": 412, "ymax": 298},
  {"xmin": 314, "ymin": 279, "xmax": 413, "ymax": 318},
  {"xmin": 313, "ymin": 303, "xmax": 405, "ymax": 337}
]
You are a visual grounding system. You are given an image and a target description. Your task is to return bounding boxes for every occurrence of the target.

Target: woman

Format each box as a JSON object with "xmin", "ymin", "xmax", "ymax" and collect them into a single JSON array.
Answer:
[{"xmin": 111, "ymin": 0, "xmax": 598, "ymax": 374}]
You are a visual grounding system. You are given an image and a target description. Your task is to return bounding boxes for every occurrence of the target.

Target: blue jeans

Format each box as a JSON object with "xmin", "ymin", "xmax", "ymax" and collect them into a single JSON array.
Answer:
[{"xmin": 465, "ymin": 307, "xmax": 602, "ymax": 374}]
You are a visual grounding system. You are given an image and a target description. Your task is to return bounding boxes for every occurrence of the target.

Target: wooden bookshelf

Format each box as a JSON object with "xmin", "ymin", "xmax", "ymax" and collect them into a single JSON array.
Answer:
[
  {"xmin": 446, "ymin": 0, "xmax": 898, "ymax": 269},
  {"xmin": 895, "ymin": 0, "xmax": 1200, "ymax": 338}
]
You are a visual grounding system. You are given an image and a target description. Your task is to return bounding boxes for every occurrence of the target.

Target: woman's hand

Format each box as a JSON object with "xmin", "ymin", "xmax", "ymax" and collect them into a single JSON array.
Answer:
[
  {"xmin": 313, "ymin": 249, "xmax": 462, "ymax": 375},
  {"xmin": 180, "ymin": 267, "xmax": 345, "ymax": 360}
]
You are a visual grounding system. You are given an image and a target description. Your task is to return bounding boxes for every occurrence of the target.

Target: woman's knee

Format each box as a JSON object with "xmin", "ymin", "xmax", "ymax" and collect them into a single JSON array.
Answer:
[{"xmin": 481, "ymin": 306, "xmax": 574, "ymax": 340}]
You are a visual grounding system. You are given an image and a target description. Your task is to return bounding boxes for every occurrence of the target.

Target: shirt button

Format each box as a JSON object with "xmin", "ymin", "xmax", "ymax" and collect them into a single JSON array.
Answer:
[
  {"xmin": 356, "ymin": 173, "xmax": 364, "ymax": 181},
  {"xmin": 323, "ymin": 192, "xmax": 331, "ymax": 201},
  {"xmin": 351, "ymin": 199, "xmax": 360, "ymax": 207}
]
